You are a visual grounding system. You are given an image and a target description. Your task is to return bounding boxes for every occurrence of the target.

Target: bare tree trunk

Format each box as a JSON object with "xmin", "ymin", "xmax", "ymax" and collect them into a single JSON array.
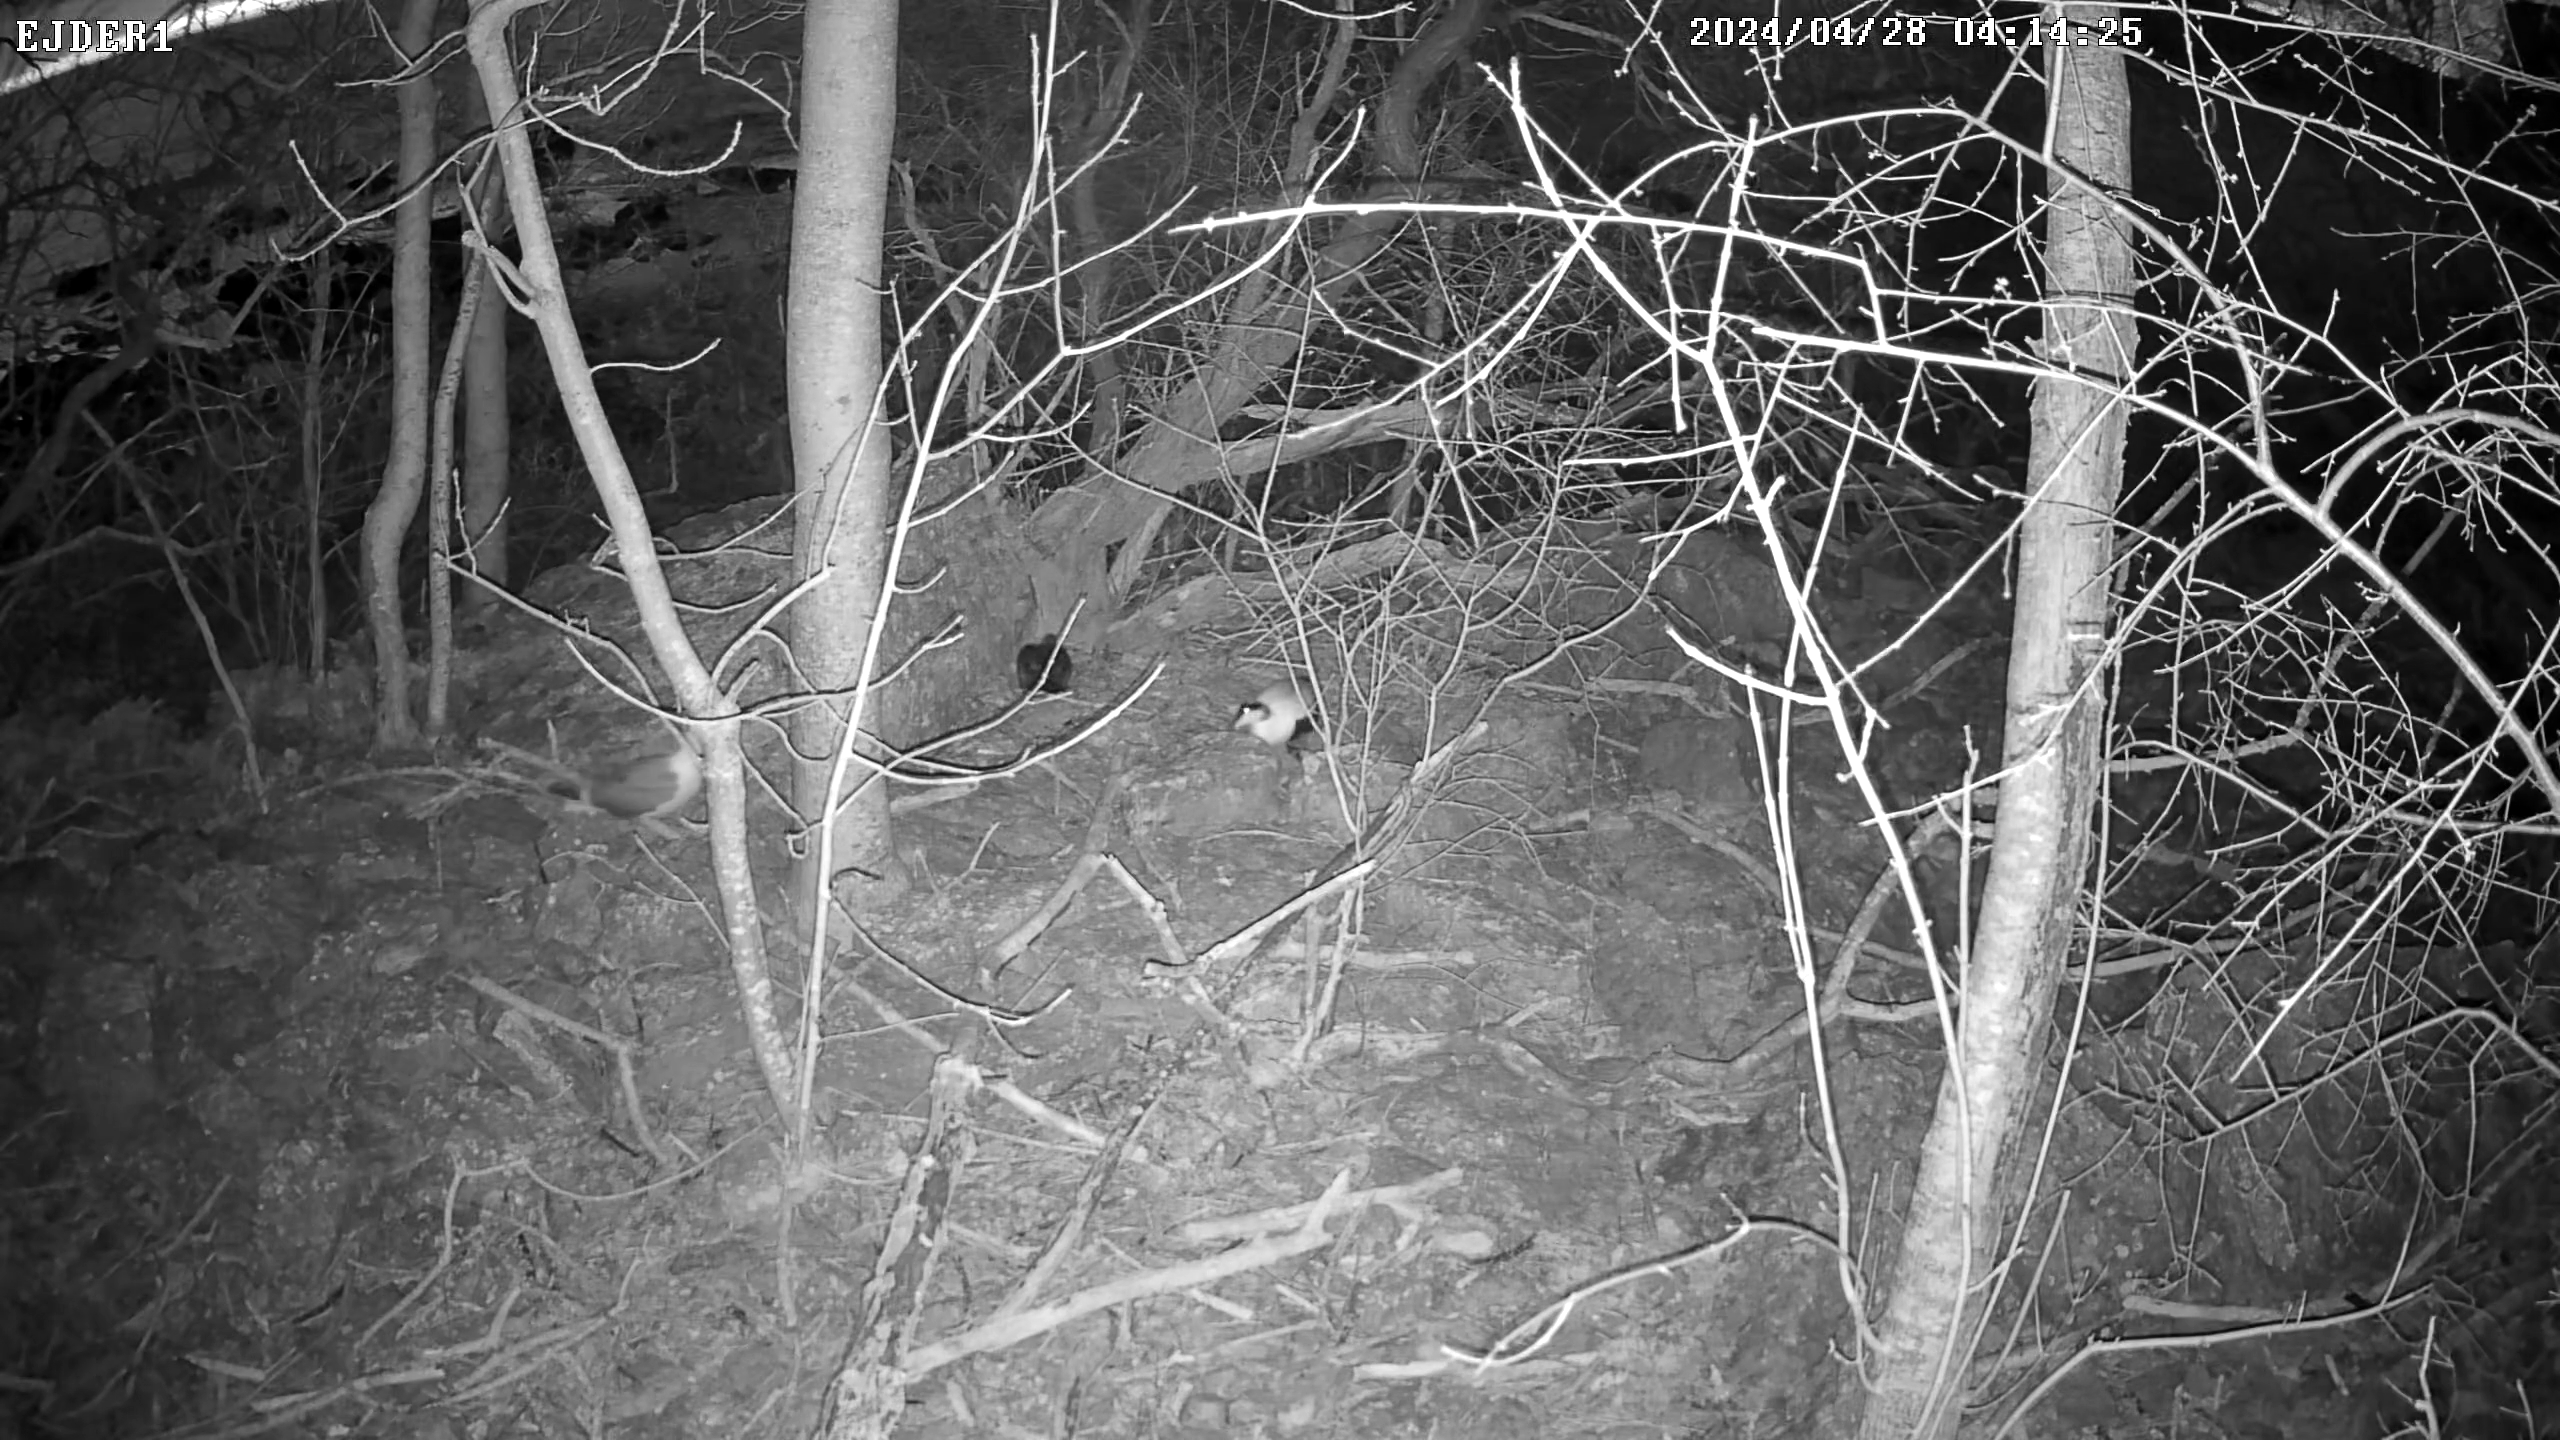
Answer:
[
  {"xmin": 461, "ymin": 0, "xmax": 790, "ymax": 1127},
  {"xmin": 1852, "ymin": 10, "xmax": 2135, "ymax": 1437},
  {"xmin": 459, "ymin": 290, "xmax": 510, "ymax": 612},
  {"xmin": 358, "ymin": 0, "xmax": 438, "ymax": 748},
  {"xmin": 1054, "ymin": 0, "xmax": 1152, "ymax": 613},
  {"xmin": 787, "ymin": 0, "xmax": 903, "ymax": 940},
  {"xmin": 459, "ymin": 81, "xmax": 512, "ymax": 617},
  {"xmin": 422, "ymin": 248, "xmax": 488, "ymax": 735},
  {"xmin": 301, "ymin": 243, "xmax": 334, "ymax": 674}
]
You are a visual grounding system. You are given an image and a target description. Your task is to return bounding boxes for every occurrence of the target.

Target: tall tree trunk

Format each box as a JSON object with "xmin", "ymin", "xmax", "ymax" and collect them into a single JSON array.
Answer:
[
  {"xmin": 358, "ymin": 0, "xmax": 438, "ymax": 748},
  {"xmin": 1852, "ymin": 9, "xmax": 2136, "ymax": 1436},
  {"xmin": 462, "ymin": 0, "xmax": 786, "ymax": 1125},
  {"xmin": 458, "ymin": 282, "xmax": 510, "ymax": 613},
  {"xmin": 1052, "ymin": 0, "xmax": 1151, "ymax": 628},
  {"xmin": 422, "ymin": 245, "xmax": 488, "ymax": 735},
  {"xmin": 787, "ymin": 0, "xmax": 903, "ymax": 974},
  {"xmin": 460, "ymin": 73, "xmax": 512, "ymax": 616},
  {"xmin": 301, "ymin": 244, "xmax": 334, "ymax": 674}
]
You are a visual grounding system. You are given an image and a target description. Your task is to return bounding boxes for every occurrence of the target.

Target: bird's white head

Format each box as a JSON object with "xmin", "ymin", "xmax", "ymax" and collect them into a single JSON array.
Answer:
[{"xmin": 1233, "ymin": 678, "xmax": 1319, "ymax": 750}]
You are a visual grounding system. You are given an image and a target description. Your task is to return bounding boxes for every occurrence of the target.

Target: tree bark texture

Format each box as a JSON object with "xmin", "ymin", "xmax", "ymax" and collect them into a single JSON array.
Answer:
[
  {"xmin": 785, "ymin": 0, "xmax": 903, "ymax": 923},
  {"xmin": 358, "ymin": 0, "xmax": 438, "ymax": 748},
  {"xmin": 1853, "ymin": 12, "xmax": 2136, "ymax": 1437}
]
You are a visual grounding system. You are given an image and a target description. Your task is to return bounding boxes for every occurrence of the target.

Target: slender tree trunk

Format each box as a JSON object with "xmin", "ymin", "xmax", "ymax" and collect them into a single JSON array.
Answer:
[
  {"xmin": 786, "ymin": 0, "xmax": 903, "ymax": 945},
  {"xmin": 422, "ymin": 248, "xmax": 487, "ymax": 735},
  {"xmin": 1056, "ymin": 0, "xmax": 1150, "ymax": 610},
  {"xmin": 462, "ymin": 0, "xmax": 789, "ymax": 1127},
  {"xmin": 458, "ymin": 290, "xmax": 510, "ymax": 614},
  {"xmin": 1852, "ymin": 10, "xmax": 2135, "ymax": 1437},
  {"xmin": 459, "ymin": 92, "xmax": 512, "ymax": 616},
  {"xmin": 358, "ymin": 0, "xmax": 438, "ymax": 747},
  {"xmin": 301, "ymin": 244, "xmax": 334, "ymax": 674}
]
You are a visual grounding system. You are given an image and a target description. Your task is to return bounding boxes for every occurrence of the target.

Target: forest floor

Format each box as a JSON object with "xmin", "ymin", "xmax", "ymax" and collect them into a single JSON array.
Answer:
[{"xmin": 0, "ymin": 627, "xmax": 2454, "ymax": 1439}]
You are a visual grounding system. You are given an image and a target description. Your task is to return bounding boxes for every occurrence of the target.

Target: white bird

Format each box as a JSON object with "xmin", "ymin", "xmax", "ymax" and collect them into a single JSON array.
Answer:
[{"xmin": 1233, "ymin": 677, "xmax": 1323, "ymax": 752}]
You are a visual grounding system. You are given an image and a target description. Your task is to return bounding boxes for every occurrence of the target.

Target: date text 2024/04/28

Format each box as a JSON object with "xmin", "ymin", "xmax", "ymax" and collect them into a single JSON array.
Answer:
[{"xmin": 1683, "ymin": 13, "xmax": 2145, "ymax": 49}]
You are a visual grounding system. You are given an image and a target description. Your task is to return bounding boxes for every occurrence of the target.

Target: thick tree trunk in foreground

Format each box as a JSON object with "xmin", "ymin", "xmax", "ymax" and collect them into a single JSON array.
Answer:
[
  {"xmin": 786, "ymin": 0, "xmax": 904, "ymax": 938},
  {"xmin": 1852, "ymin": 11, "xmax": 2136, "ymax": 1436}
]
